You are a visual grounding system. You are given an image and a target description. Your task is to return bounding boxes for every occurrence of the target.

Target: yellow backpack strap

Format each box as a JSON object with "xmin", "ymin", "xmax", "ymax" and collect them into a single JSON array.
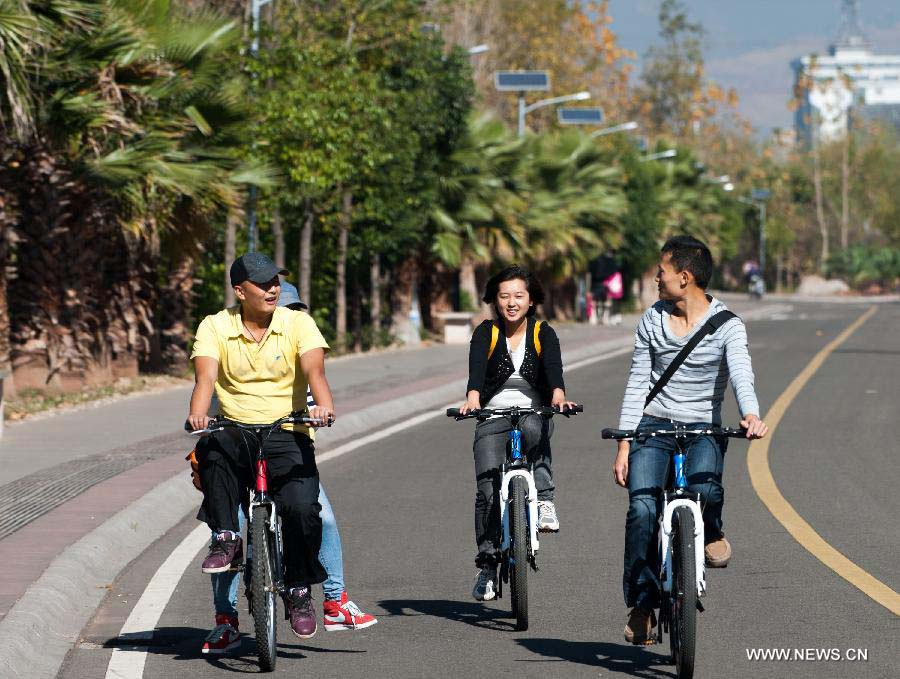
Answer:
[
  {"xmin": 534, "ymin": 320, "xmax": 543, "ymax": 356},
  {"xmin": 488, "ymin": 323, "xmax": 499, "ymax": 360}
]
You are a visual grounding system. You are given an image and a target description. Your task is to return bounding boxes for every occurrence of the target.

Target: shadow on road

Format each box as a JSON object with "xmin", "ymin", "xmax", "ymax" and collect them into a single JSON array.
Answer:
[
  {"xmin": 379, "ymin": 598, "xmax": 516, "ymax": 631},
  {"xmin": 515, "ymin": 638, "xmax": 673, "ymax": 678},
  {"xmin": 103, "ymin": 626, "xmax": 365, "ymax": 673}
]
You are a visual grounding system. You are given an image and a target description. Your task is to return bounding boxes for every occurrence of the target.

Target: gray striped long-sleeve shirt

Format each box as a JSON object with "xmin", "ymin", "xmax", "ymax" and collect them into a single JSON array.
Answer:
[{"xmin": 617, "ymin": 297, "xmax": 760, "ymax": 430}]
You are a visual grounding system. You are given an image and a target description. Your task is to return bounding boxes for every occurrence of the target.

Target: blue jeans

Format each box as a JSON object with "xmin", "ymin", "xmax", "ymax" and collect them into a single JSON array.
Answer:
[
  {"xmin": 212, "ymin": 485, "xmax": 344, "ymax": 616},
  {"xmin": 623, "ymin": 416, "xmax": 726, "ymax": 610}
]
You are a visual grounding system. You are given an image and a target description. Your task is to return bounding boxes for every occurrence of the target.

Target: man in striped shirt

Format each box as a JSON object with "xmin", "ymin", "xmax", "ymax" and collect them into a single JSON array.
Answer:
[{"xmin": 612, "ymin": 236, "xmax": 768, "ymax": 644}]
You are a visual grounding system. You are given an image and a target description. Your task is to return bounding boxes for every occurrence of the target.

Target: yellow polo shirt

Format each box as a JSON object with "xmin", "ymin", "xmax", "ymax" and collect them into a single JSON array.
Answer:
[{"xmin": 190, "ymin": 306, "xmax": 329, "ymax": 438}]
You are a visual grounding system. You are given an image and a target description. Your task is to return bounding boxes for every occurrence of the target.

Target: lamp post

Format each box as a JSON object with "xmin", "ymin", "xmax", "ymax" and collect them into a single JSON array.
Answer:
[
  {"xmin": 705, "ymin": 174, "xmax": 734, "ymax": 192},
  {"xmin": 640, "ymin": 149, "xmax": 677, "ymax": 162},
  {"xmin": 739, "ymin": 188, "xmax": 771, "ymax": 276},
  {"xmin": 590, "ymin": 120, "xmax": 639, "ymax": 138},
  {"xmin": 246, "ymin": 0, "xmax": 273, "ymax": 253}
]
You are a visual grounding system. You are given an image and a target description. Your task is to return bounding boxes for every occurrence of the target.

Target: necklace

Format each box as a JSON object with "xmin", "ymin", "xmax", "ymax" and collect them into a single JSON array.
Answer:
[{"xmin": 243, "ymin": 321, "xmax": 265, "ymax": 344}]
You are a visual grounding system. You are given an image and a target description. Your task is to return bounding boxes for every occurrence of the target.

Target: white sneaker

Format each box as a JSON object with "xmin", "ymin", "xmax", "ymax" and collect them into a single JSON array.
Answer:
[
  {"xmin": 537, "ymin": 500, "xmax": 560, "ymax": 532},
  {"xmin": 472, "ymin": 566, "xmax": 497, "ymax": 601}
]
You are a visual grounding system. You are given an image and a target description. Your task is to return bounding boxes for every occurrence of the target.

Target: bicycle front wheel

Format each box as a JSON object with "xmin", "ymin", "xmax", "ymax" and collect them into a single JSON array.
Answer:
[
  {"xmin": 509, "ymin": 476, "xmax": 529, "ymax": 631},
  {"xmin": 251, "ymin": 505, "xmax": 278, "ymax": 672},
  {"xmin": 670, "ymin": 506, "xmax": 697, "ymax": 679}
]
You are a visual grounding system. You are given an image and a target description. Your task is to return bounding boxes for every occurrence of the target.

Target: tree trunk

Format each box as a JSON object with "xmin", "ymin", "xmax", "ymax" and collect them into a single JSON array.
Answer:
[
  {"xmin": 335, "ymin": 190, "xmax": 352, "ymax": 347},
  {"xmin": 840, "ymin": 132, "xmax": 850, "ymax": 250},
  {"xmin": 299, "ymin": 199, "xmax": 313, "ymax": 306},
  {"xmin": 812, "ymin": 134, "xmax": 829, "ymax": 272},
  {"xmin": 9, "ymin": 149, "xmax": 147, "ymax": 391},
  {"xmin": 459, "ymin": 256, "xmax": 479, "ymax": 311},
  {"xmin": 272, "ymin": 208, "xmax": 285, "ymax": 268},
  {"xmin": 157, "ymin": 251, "xmax": 196, "ymax": 374},
  {"xmin": 390, "ymin": 256, "xmax": 420, "ymax": 347},
  {"xmin": 224, "ymin": 210, "xmax": 238, "ymax": 307},
  {"xmin": 370, "ymin": 252, "xmax": 381, "ymax": 329},
  {"xmin": 351, "ymin": 272, "xmax": 362, "ymax": 353},
  {"xmin": 418, "ymin": 257, "xmax": 435, "ymax": 333},
  {"xmin": 775, "ymin": 253, "xmax": 784, "ymax": 294},
  {"xmin": 0, "ymin": 221, "xmax": 11, "ymax": 377}
]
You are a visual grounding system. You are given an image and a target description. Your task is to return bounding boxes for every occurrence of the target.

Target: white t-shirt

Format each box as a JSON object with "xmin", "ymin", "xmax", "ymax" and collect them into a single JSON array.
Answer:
[{"xmin": 485, "ymin": 336, "xmax": 542, "ymax": 410}]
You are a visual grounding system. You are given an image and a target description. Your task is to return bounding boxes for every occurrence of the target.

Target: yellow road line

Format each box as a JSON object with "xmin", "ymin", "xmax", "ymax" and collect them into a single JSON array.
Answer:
[{"xmin": 747, "ymin": 305, "xmax": 900, "ymax": 617}]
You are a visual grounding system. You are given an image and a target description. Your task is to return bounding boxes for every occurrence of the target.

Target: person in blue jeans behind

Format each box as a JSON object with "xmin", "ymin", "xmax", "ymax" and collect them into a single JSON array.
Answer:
[
  {"xmin": 611, "ymin": 236, "xmax": 768, "ymax": 645},
  {"xmin": 200, "ymin": 282, "xmax": 377, "ymax": 654}
]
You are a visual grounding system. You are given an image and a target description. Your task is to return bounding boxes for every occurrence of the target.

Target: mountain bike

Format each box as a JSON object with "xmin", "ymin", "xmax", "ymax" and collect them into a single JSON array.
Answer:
[
  {"xmin": 448, "ymin": 404, "xmax": 583, "ymax": 631},
  {"xmin": 602, "ymin": 424, "xmax": 745, "ymax": 679},
  {"xmin": 189, "ymin": 411, "xmax": 328, "ymax": 672}
]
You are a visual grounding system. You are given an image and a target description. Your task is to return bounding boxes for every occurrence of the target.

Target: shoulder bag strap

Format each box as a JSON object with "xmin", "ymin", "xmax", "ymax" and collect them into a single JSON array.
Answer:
[
  {"xmin": 487, "ymin": 323, "xmax": 500, "ymax": 360},
  {"xmin": 644, "ymin": 310, "xmax": 737, "ymax": 408}
]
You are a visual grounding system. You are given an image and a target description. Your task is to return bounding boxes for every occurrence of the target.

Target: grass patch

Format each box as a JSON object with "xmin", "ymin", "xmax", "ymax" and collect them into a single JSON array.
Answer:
[{"xmin": 4, "ymin": 374, "xmax": 191, "ymax": 422}]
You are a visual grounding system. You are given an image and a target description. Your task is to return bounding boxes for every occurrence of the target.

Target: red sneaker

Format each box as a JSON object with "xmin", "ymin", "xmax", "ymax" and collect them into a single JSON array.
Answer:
[
  {"xmin": 201, "ymin": 614, "xmax": 241, "ymax": 654},
  {"xmin": 323, "ymin": 592, "xmax": 378, "ymax": 631}
]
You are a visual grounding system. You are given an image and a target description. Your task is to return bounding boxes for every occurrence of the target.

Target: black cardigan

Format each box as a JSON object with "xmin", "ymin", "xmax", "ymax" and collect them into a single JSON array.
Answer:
[{"xmin": 466, "ymin": 317, "xmax": 566, "ymax": 407}]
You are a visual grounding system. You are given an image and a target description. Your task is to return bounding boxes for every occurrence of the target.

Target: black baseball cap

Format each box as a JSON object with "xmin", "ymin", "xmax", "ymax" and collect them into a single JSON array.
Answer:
[{"xmin": 230, "ymin": 252, "xmax": 289, "ymax": 287}]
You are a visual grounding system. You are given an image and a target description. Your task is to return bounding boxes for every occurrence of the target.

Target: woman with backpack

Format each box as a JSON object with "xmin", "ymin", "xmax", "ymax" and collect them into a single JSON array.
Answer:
[{"xmin": 457, "ymin": 265, "xmax": 578, "ymax": 601}]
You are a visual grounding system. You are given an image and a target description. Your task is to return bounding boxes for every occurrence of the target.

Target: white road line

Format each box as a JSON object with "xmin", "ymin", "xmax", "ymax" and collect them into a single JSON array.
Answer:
[
  {"xmin": 105, "ymin": 524, "xmax": 210, "ymax": 679},
  {"xmin": 102, "ymin": 341, "xmax": 635, "ymax": 679}
]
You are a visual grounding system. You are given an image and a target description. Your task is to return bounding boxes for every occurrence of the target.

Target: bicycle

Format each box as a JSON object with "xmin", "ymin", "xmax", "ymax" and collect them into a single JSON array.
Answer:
[
  {"xmin": 188, "ymin": 411, "xmax": 328, "ymax": 672},
  {"xmin": 602, "ymin": 424, "xmax": 745, "ymax": 679},
  {"xmin": 447, "ymin": 404, "xmax": 583, "ymax": 631}
]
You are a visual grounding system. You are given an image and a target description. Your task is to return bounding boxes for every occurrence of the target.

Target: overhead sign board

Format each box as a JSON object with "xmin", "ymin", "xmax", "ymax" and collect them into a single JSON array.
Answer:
[
  {"xmin": 494, "ymin": 71, "xmax": 550, "ymax": 92},
  {"xmin": 558, "ymin": 107, "xmax": 604, "ymax": 125}
]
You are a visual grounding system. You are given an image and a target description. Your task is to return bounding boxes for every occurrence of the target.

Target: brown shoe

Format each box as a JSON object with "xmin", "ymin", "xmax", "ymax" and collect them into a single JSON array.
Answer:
[
  {"xmin": 705, "ymin": 535, "xmax": 732, "ymax": 568},
  {"xmin": 624, "ymin": 607, "xmax": 657, "ymax": 645}
]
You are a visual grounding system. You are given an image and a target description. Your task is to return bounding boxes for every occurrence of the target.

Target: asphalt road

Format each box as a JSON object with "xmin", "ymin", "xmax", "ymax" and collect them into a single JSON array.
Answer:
[{"xmin": 62, "ymin": 300, "xmax": 899, "ymax": 679}]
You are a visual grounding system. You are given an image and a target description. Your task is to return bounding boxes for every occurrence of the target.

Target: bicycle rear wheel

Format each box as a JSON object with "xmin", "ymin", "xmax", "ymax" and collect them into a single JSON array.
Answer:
[
  {"xmin": 509, "ymin": 476, "xmax": 529, "ymax": 631},
  {"xmin": 251, "ymin": 505, "xmax": 278, "ymax": 672},
  {"xmin": 670, "ymin": 506, "xmax": 697, "ymax": 679}
]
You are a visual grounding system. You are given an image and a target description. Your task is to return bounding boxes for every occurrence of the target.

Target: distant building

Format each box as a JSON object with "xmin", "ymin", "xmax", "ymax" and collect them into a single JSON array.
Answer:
[{"xmin": 792, "ymin": 0, "xmax": 900, "ymax": 145}]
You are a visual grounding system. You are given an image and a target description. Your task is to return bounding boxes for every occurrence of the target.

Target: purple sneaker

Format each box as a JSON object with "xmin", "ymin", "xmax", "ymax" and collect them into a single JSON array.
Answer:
[
  {"xmin": 201, "ymin": 532, "xmax": 243, "ymax": 574},
  {"xmin": 286, "ymin": 587, "xmax": 317, "ymax": 639}
]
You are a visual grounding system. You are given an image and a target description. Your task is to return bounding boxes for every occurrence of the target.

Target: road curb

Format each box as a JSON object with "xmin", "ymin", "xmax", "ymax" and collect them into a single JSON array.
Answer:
[{"xmin": 0, "ymin": 474, "xmax": 197, "ymax": 679}]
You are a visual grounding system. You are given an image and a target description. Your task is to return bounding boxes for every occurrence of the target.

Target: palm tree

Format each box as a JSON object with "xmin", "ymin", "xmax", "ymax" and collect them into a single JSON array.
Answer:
[
  {"xmin": 519, "ymin": 130, "xmax": 627, "ymax": 316},
  {"xmin": 430, "ymin": 113, "xmax": 528, "ymax": 308},
  {"xmin": 2, "ymin": 1, "xmax": 266, "ymax": 387}
]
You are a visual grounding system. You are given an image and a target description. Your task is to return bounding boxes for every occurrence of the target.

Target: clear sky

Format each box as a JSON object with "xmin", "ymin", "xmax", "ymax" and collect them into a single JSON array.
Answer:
[{"xmin": 604, "ymin": 0, "xmax": 900, "ymax": 135}]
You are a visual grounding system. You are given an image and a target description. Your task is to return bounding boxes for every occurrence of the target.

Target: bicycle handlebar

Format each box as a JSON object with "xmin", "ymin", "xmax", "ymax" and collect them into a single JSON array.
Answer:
[
  {"xmin": 601, "ymin": 426, "xmax": 746, "ymax": 442},
  {"xmin": 446, "ymin": 404, "xmax": 584, "ymax": 420},
  {"xmin": 186, "ymin": 411, "xmax": 326, "ymax": 436}
]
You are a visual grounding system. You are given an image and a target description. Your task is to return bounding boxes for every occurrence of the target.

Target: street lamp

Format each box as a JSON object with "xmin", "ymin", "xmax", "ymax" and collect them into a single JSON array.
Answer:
[
  {"xmin": 246, "ymin": 0, "xmax": 273, "ymax": 252},
  {"xmin": 519, "ymin": 91, "xmax": 591, "ymax": 137},
  {"xmin": 494, "ymin": 71, "xmax": 591, "ymax": 137},
  {"xmin": 738, "ymin": 188, "xmax": 771, "ymax": 276},
  {"xmin": 590, "ymin": 120, "xmax": 639, "ymax": 138},
  {"xmin": 705, "ymin": 174, "xmax": 734, "ymax": 191},
  {"xmin": 640, "ymin": 149, "xmax": 677, "ymax": 162},
  {"xmin": 557, "ymin": 107, "xmax": 604, "ymax": 125}
]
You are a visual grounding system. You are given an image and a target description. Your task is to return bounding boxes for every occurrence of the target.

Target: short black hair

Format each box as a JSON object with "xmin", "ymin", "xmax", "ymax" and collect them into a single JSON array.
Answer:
[
  {"xmin": 661, "ymin": 236, "xmax": 713, "ymax": 289},
  {"xmin": 482, "ymin": 265, "xmax": 545, "ymax": 318}
]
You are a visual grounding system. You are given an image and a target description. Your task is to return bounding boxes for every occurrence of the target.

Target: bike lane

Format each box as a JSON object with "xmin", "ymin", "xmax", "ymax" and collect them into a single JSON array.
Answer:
[
  {"xmin": 1, "ymin": 317, "xmax": 663, "ymax": 679},
  {"xmin": 55, "ymin": 299, "xmax": 889, "ymax": 679}
]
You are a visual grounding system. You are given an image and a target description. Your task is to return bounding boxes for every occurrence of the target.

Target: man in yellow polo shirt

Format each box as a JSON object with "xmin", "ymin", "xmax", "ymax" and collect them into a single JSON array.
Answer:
[{"xmin": 187, "ymin": 252, "xmax": 335, "ymax": 639}]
